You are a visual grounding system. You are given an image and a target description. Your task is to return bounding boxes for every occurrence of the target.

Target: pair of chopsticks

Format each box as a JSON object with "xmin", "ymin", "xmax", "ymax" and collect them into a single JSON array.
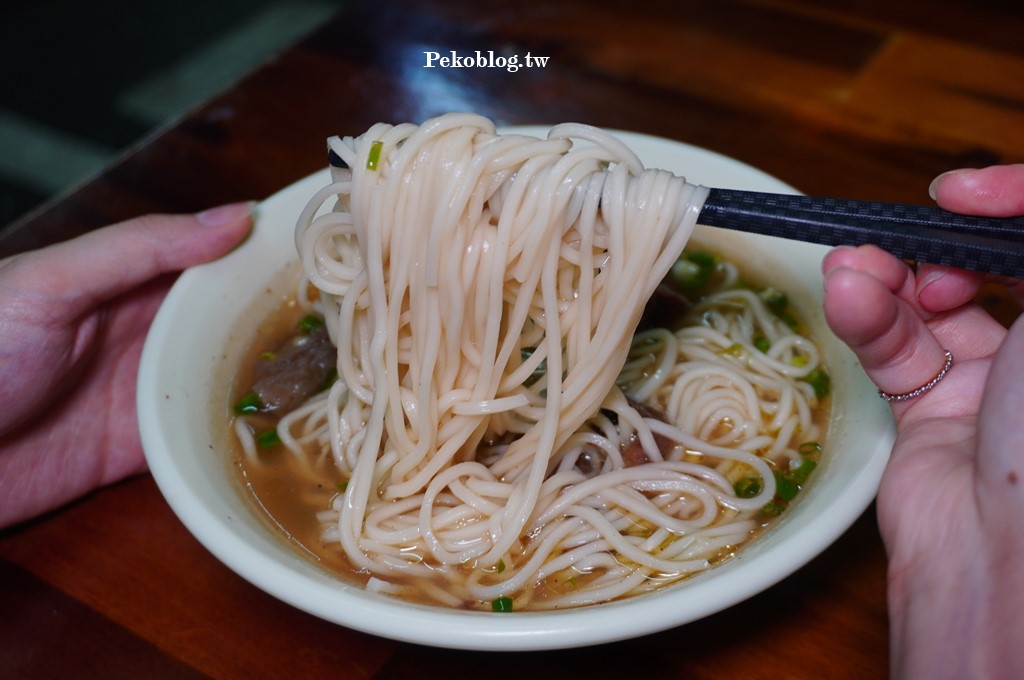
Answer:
[{"xmin": 697, "ymin": 189, "xmax": 1024, "ymax": 278}]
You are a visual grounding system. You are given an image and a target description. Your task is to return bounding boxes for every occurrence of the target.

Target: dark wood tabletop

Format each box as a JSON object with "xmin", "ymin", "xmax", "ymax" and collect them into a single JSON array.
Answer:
[{"xmin": 3, "ymin": 1, "xmax": 1023, "ymax": 677}]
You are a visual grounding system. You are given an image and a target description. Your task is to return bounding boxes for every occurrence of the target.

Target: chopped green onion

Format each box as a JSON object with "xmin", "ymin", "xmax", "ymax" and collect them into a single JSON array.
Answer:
[
  {"xmin": 670, "ymin": 259, "xmax": 700, "ymax": 286},
  {"xmin": 297, "ymin": 314, "xmax": 324, "ymax": 333},
  {"xmin": 761, "ymin": 500, "xmax": 786, "ymax": 516},
  {"xmin": 720, "ymin": 343, "xmax": 745, "ymax": 358},
  {"xmin": 259, "ymin": 350, "xmax": 276, "ymax": 361},
  {"xmin": 366, "ymin": 140, "xmax": 384, "ymax": 170},
  {"xmin": 234, "ymin": 391, "xmax": 262, "ymax": 415},
  {"xmin": 806, "ymin": 367, "xmax": 831, "ymax": 398},
  {"xmin": 491, "ymin": 596, "xmax": 514, "ymax": 612},
  {"xmin": 496, "ymin": 560, "xmax": 506, "ymax": 573},
  {"xmin": 759, "ymin": 287, "xmax": 789, "ymax": 314},
  {"xmin": 734, "ymin": 477, "xmax": 762, "ymax": 498},
  {"xmin": 790, "ymin": 458, "xmax": 818, "ymax": 486},
  {"xmin": 753, "ymin": 336, "xmax": 771, "ymax": 353},
  {"xmin": 798, "ymin": 441, "xmax": 822, "ymax": 458},
  {"xmin": 671, "ymin": 251, "xmax": 716, "ymax": 288},
  {"xmin": 774, "ymin": 470, "xmax": 800, "ymax": 501},
  {"xmin": 256, "ymin": 428, "xmax": 281, "ymax": 448},
  {"xmin": 522, "ymin": 347, "xmax": 547, "ymax": 386},
  {"xmin": 337, "ymin": 481, "xmax": 349, "ymax": 493}
]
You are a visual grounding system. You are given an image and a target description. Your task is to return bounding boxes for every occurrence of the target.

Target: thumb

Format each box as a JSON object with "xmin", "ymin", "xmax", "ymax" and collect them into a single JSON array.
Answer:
[
  {"xmin": 9, "ymin": 201, "xmax": 253, "ymax": 310},
  {"xmin": 821, "ymin": 245, "xmax": 948, "ymax": 416}
]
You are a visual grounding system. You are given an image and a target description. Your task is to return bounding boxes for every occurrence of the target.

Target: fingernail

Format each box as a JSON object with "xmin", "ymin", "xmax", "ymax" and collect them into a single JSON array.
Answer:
[
  {"xmin": 197, "ymin": 201, "xmax": 254, "ymax": 227},
  {"xmin": 928, "ymin": 168, "xmax": 973, "ymax": 201},
  {"xmin": 917, "ymin": 268, "xmax": 947, "ymax": 294}
]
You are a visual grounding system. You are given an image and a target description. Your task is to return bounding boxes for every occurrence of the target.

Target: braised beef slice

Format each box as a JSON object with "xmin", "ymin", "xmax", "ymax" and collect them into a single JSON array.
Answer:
[
  {"xmin": 252, "ymin": 325, "xmax": 335, "ymax": 413},
  {"xmin": 622, "ymin": 439, "xmax": 651, "ymax": 467},
  {"xmin": 622, "ymin": 397, "xmax": 677, "ymax": 467},
  {"xmin": 637, "ymin": 282, "xmax": 692, "ymax": 332}
]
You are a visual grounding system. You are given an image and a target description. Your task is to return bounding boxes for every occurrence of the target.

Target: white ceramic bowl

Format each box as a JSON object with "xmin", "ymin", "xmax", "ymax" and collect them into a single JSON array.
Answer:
[{"xmin": 138, "ymin": 128, "xmax": 894, "ymax": 651}]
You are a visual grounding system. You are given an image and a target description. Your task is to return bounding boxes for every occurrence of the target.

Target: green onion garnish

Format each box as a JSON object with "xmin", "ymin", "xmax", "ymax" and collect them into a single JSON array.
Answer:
[
  {"xmin": 256, "ymin": 428, "xmax": 281, "ymax": 448},
  {"xmin": 491, "ymin": 596, "xmax": 514, "ymax": 612},
  {"xmin": 798, "ymin": 441, "xmax": 822, "ymax": 458},
  {"xmin": 671, "ymin": 251, "xmax": 716, "ymax": 289},
  {"xmin": 790, "ymin": 458, "xmax": 818, "ymax": 486},
  {"xmin": 753, "ymin": 336, "xmax": 770, "ymax": 353},
  {"xmin": 496, "ymin": 560, "xmax": 506, "ymax": 573},
  {"xmin": 366, "ymin": 140, "xmax": 383, "ymax": 170},
  {"xmin": 806, "ymin": 367, "xmax": 831, "ymax": 398},
  {"xmin": 234, "ymin": 391, "xmax": 262, "ymax": 415},
  {"xmin": 720, "ymin": 343, "xmax": 745, "ymax": 358},
  {"xmin": 774, "ymin": 470, "xmax": 800, "ymax": 502},
  {"xmin": 756, "ymin": 449, "xmax": 820, "ymax": 517},
  {"xmin": 759, "ymin": 287, "xmax": 789, "ymax": 314},
  {"xmin": 521, "ymin": 346, "xmax": 547, "ymax": 386},
  {"xmin": 297, "ymin": 314, "xmax": 324, "ymax": 333},
  {"xmin": 734, "ymin": 477, "xmax": 762, "ymax": 498},
  {"xmin": 337, "ymin": 480, "xmax": 348, "ymax": 493}
]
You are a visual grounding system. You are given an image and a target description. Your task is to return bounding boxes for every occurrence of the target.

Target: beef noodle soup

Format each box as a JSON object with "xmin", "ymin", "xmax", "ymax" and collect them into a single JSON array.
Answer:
[{"xmin": 227, "ymin": 114, "xmax": 830, "ymax": 612}]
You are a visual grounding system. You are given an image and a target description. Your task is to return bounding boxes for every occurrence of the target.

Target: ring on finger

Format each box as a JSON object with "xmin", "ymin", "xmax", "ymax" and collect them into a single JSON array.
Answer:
[{"xmin": 877, "ymin": 349, "xmax": 954, "ymax": 403}]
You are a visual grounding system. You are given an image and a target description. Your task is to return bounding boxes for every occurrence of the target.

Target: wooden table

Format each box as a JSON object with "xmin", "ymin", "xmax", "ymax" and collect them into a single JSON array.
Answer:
[{"xmin": 3, "ymin": 1, "xmax": 1022, "ymax": 677}]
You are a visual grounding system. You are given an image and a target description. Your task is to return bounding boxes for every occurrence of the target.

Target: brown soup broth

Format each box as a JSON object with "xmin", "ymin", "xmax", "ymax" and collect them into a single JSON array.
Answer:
[
  {"xmin": 228, "ymin": 296, "xmax": 362, "ymax": 582},
  {"xmin": 228, "ymin": 248, "xmax": 831, "ymax": 607}
]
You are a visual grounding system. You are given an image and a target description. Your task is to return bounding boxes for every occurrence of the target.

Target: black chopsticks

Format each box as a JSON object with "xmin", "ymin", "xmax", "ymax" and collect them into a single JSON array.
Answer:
[{"xmin": 697, "ymin": 188, "xmax": 1024, "ymax": 278}]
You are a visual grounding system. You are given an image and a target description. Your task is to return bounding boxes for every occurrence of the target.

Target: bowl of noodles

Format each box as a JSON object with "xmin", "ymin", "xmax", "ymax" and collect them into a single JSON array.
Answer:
[{"xmin": 138, "ymin": 114, "xmax": 894, "ymax": 651}]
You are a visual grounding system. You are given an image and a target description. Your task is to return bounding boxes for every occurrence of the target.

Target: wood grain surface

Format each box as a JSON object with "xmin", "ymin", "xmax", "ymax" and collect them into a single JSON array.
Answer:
[{"xmin": 3, "ymin": 1, "xmax": 1023, "ymax": 677}]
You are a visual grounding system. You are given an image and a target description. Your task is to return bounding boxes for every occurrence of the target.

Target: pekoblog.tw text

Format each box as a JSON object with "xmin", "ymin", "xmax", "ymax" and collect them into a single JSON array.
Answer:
[{"xmin": 423, "ymin": 50, "xmax": 549, "ymax": 73}]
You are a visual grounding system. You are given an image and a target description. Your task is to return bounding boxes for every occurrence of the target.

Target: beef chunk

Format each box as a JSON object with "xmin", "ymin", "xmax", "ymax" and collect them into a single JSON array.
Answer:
[
  {"xmin": 638, "ymin": 282, "xmax": 692, "ymax": 332},
  {"xmin": 621, "ymin": 397, "xmax": 677, "ymax": 466},
  {"xmin": 252, "ymin": 324, "xmax": 335, "ymax": 413}
]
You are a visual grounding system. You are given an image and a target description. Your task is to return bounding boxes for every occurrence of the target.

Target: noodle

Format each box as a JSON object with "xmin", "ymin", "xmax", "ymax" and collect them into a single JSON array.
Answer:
[{"xmin": 235, "ymin": 113, "xmax": 827, "ymax": 610}]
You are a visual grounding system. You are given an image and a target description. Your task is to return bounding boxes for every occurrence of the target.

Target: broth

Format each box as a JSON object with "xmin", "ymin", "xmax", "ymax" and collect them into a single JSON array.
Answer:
[{"xmin": 227, "ymin": 246, "xmax": 831, "ymax": 609}]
